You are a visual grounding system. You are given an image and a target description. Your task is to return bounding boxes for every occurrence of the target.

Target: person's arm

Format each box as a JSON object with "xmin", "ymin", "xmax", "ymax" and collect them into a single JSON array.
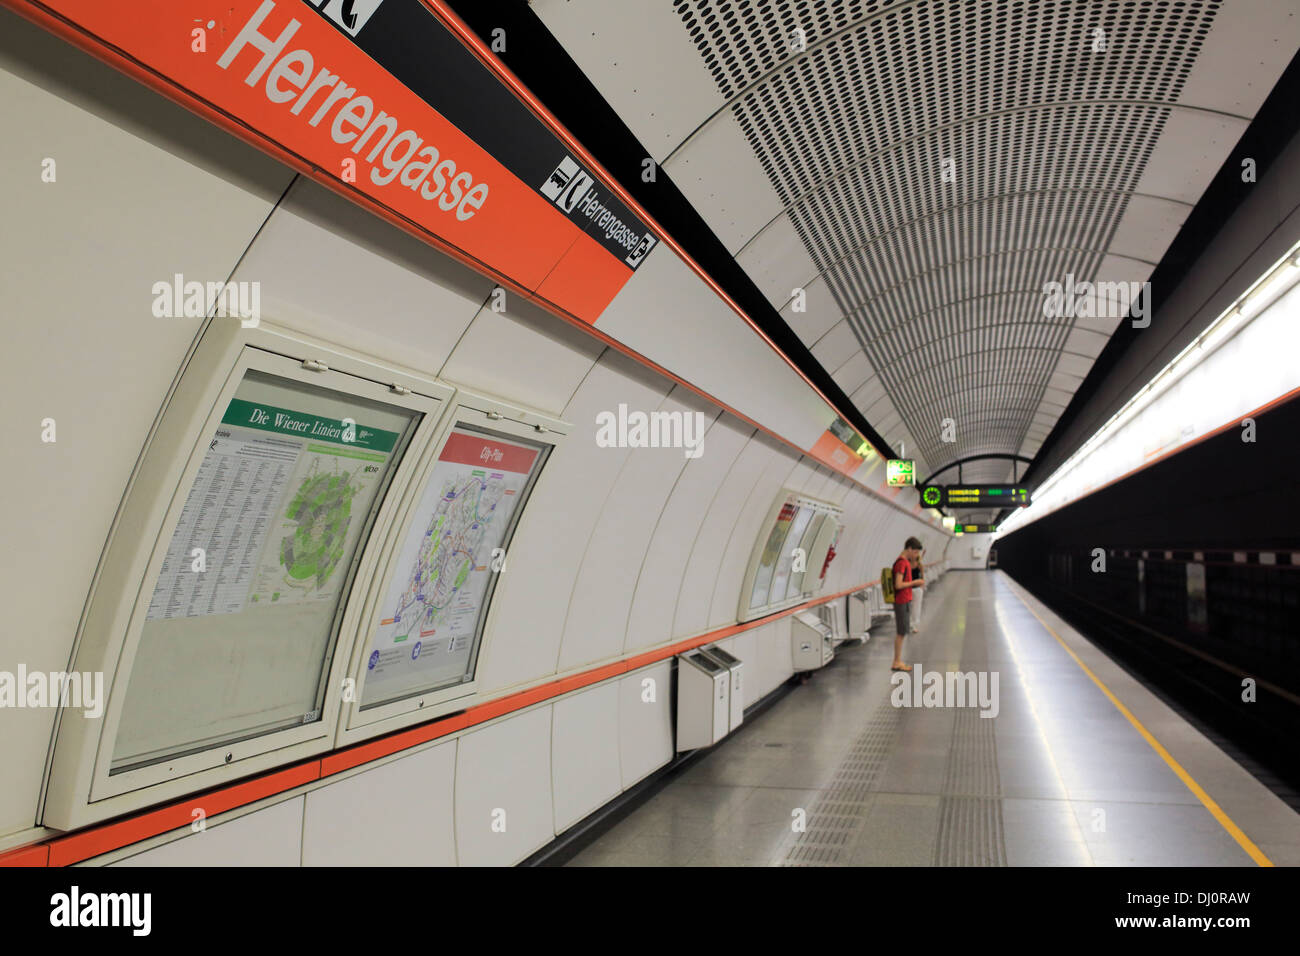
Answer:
[{"xmin": 894, "ymin": 564, "xmax": 920, "ymax": 590}]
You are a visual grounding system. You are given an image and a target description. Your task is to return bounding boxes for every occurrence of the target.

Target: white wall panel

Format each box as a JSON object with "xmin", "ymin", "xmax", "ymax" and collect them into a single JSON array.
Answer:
[
  {"xmin": 736, "ymin": 212, "xmax": 818, "ymax": 309},
  {"xmin": 625, "ymin": 413, "xmax": 748, "ymax": 653},
  {"xmin": 552, "ymin": 683, "xmax": 622, "ymax": 831},
  {"xmin": 598, "ymin": 238, "xmax": 832, "ymax": 452},
  {"xmin": 672, "ymin": 430, "xmax": 766, "ymax": 636},
  {"xmin": 475, "ymin": 352, "xmax": 669, "ymax": 694},
  {"xmin": 112, "ymin": 797, "xmax": 303, "ymax": 866},
  {"xmin": 832, "ymin": 351, "xmax": 874, "ymax": 395},
  {"xmin": 708, "ymin": 443, "xmax": 801, "ymax": 628},
  {"xmin": 619, "ymin": 661, "xmax": 674, "ymax": 787},
  {"xmin": 779, "ymin": 274, "xmax": 843, "ymax": 346},
  {"xmin": 455, "ymin": 706, "xmax": 554, "ymax": 866},
  {"xmin": 232, "ymin": 178, "xmax": 489, "ymax": 377},
  {"xmin": 804, "ymin": 466, "xmax": 836, "ymax": 503},
  {"xmin": 1133, "ymin": 111, "xmax": 1248, "ymax": 206},
  {"xmin": 1175, "ymin": 0, "xmax": 1300, "ymax": 116},
  {"xmin": 662, "ymin": 112, "xmax": 785, "ymax": 254},
  {"xmin": 531, "ymin": 0, "xmax": 726, "ymax": 159},
  {"xmin": 786, "ymin": 458, "xmax": 821, "ymax": 495},
  {"xmin": 560, "ymin": 388, "xmax": 717, "ymax": 670},
  {"xmin": 440, "ymin": 294, "xmax": 604, "ymax": 417},
  {"xmin": 944, "ymin": 534, "xmax": 994, "ymax": 570},
  {"xmin": 301, "ymin": 740, "xmax": 457, "ymax": 866},
  {"xmin": 810, "ymin": 319, "xmax": 860, "ymax": 371},
  {"xmin": 0, "ymin": 14, "xmax": 292, "ymax": 840},
  {"xmin": 1107, "ymin": 194, "xmax": 1190, "ymax": 266}
]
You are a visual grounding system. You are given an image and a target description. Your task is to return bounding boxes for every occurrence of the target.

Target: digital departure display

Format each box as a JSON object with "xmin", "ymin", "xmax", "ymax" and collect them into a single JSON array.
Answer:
[
  {"xmin": 920, "ymin": 485, "xmax": 1030, "ymax": 508},
  {"xmin": 960, "ymin": 524, "xmax": 998, "ymax": 533},
  {"xmin": 887, "ymin": 459, "xmax": 916, "ymax": 486}
]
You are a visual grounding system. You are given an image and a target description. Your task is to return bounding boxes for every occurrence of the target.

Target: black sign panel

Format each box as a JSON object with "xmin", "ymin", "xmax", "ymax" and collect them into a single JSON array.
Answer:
[
  {"xmin": 306, "ymin": 0, "xmax": 658, "ymax": 269},
  {"xmin": 920, "ymin": 485, "xmax": 1030, "ymax": 509}
]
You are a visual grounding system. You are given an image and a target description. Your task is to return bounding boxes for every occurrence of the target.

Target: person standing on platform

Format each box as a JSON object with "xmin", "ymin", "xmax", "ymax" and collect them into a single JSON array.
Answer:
[
  {"xmin": 909, "ymin": 549, "xmax": 925, "ymax": 633},
  {"xmin": 891, "ymin": 537, "xmax": 925, "ymax": 672}
]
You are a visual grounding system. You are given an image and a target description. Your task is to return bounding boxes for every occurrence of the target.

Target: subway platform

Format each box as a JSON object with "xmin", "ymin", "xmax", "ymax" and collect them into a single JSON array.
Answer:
[{"xmin": 568, "ymin": 571, "xmax": 1300, "ymax": 867}]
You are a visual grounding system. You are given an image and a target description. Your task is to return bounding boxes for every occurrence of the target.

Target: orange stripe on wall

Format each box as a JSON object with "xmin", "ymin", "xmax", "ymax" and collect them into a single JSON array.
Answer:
[
  {"xmin": 0, "ymin": 844, "xmax": 49, "ymax": 867},
  {"xmin": 44, "ymin": 762, "xmax": 322, "ymax": 867}
]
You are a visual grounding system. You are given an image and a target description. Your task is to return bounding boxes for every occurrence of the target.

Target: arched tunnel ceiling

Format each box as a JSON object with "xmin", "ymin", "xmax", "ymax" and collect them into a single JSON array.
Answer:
[{"xmin": 532, "ymin": 0, "xmax": 1299, "ymax": 521}]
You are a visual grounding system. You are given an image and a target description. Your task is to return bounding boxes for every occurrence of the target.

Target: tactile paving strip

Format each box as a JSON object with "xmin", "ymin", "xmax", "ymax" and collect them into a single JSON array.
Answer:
[
  {"xmin": 934, "ymin": 708, "xmax": 1007, "ymax": 865},
  {"xmin": 779, "ymin": 705, "xmax": 901, "ymax": 865}
]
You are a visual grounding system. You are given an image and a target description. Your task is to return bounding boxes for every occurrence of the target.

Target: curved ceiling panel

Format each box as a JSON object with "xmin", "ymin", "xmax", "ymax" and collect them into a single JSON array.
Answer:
[{"xmin": 533, "ymin": 0, "xmax": 1299, "ymax": 512}]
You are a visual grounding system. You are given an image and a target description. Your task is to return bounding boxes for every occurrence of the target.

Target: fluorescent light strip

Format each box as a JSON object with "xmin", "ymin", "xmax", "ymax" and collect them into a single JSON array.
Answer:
[{"xmin": 1002, "ymin": 241, "xmax": 1300, "ymax": 533}]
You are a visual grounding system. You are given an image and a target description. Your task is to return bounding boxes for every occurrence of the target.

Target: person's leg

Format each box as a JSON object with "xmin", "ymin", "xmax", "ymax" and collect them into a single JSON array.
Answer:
[
  {"xmin": 911, "ymin": 588, "xmax": 923, "ymax": 632},
  {"xmin": 892, "ymin": 602, "xmax": 910, "ymax": 669}
]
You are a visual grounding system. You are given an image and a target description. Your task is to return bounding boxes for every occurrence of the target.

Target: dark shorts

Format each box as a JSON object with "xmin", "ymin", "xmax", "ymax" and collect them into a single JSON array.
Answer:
[{"xmin": 894, "ymin": 601, "xmax": 911, "ymax": 635}]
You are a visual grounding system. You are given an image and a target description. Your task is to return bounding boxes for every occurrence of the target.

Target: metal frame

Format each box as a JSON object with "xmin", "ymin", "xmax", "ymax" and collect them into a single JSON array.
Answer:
[{"xmin": 335, "ymin": 390, "xmax": 568, "ymax": 746}]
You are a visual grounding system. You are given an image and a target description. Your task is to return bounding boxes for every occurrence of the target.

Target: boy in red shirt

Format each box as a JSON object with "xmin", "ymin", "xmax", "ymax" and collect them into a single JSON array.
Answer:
[{"xmin": 891, "ymin": 537, "xmax": 925, "ymax": 671}]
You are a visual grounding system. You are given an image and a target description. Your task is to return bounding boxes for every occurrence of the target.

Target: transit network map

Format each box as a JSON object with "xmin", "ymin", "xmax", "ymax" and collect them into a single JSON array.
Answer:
[
  {"xmin": 362, "ymin": 426, "xmax": 544, "ymax": 707},
  {"xmin": 146, "ymin": 397, "xmax": 396, "ymax": 621},
  {"xmin": 388, "ymin": 471, "xmax": 508, "ymax": 643}
]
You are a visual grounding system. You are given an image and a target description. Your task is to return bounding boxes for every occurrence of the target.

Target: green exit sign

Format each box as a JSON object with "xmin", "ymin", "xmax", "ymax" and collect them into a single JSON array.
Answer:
[{"xmin": 887, "ymin": 459, "xmax": 915, "ymax": 486}]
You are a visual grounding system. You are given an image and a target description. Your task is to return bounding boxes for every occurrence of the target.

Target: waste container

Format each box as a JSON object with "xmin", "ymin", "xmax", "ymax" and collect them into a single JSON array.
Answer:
[{"xmin": 676, "ymin": 650, "xmax": 730, "ymax": 750}]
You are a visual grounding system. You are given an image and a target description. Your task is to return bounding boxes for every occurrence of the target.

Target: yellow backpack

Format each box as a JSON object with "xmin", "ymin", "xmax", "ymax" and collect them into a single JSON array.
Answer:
[{"xmin": 881, "ymin": 566, "xmax": 896, "ymax": 604}]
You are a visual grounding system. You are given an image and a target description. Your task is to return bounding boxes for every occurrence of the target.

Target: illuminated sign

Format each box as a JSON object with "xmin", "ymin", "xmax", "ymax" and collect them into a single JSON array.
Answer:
[
  {"xmin": 887, "ymin": 459, "xmax": 915, "ymax": 486},
  {"xmin": 960, "ymin": 524, "xmax": 998, "ymax": 533},
  {"xmin": 919, "ymin": 485, "xmax": 1030, "ymax": 508}
]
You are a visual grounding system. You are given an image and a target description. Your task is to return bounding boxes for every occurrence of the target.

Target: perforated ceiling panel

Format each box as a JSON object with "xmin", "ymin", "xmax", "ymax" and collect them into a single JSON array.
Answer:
[{"xmin": 671, "ymin": 0, "xmax": 1225, "ymax": 511}]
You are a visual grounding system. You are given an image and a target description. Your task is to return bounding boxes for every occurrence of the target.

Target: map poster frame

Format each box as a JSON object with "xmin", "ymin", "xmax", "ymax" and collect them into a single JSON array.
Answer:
[
  {"xmin": 43, "ymin": 322, "xmax": 455, "ymax": 831},
  {"xmin": 736, "ymin": 488, "xmax": 846, "ymax": 624},
  {"xmin": 337, "ymin": 392, "xmax": 568, "ymax": 744}
]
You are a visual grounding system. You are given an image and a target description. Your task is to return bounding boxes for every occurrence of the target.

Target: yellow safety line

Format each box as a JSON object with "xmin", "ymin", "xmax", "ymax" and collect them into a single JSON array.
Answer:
[{"xmin": 1006, "ymin": 580, "xmax": 1274, "ymax": 867}]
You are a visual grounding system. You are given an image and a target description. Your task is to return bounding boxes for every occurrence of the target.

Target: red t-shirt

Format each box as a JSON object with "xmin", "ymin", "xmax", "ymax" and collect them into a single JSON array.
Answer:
[{"xmin": 893, "ymin": 557, "xmax": 913, "ymax": 604}]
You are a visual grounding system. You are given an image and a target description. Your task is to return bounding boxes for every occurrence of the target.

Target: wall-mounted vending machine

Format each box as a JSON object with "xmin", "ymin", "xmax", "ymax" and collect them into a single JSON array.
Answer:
[
  {"xmin": 818, "ymin": 599, "xmax": 847, "ymax": 645},
  {"xmin": 676, "ymin": 650, "xmax": 731, "ymax": 751},
  {"xmin": 848, "ymin": 590, "xmax": 872, "ymax": 642},
  {"xmin": 791, "ymin": 610, "xmax": 835, "ymax": 672},
  {"xmin": 699, "ymin": 646, "xmax": 744, "ymax": 732}
]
